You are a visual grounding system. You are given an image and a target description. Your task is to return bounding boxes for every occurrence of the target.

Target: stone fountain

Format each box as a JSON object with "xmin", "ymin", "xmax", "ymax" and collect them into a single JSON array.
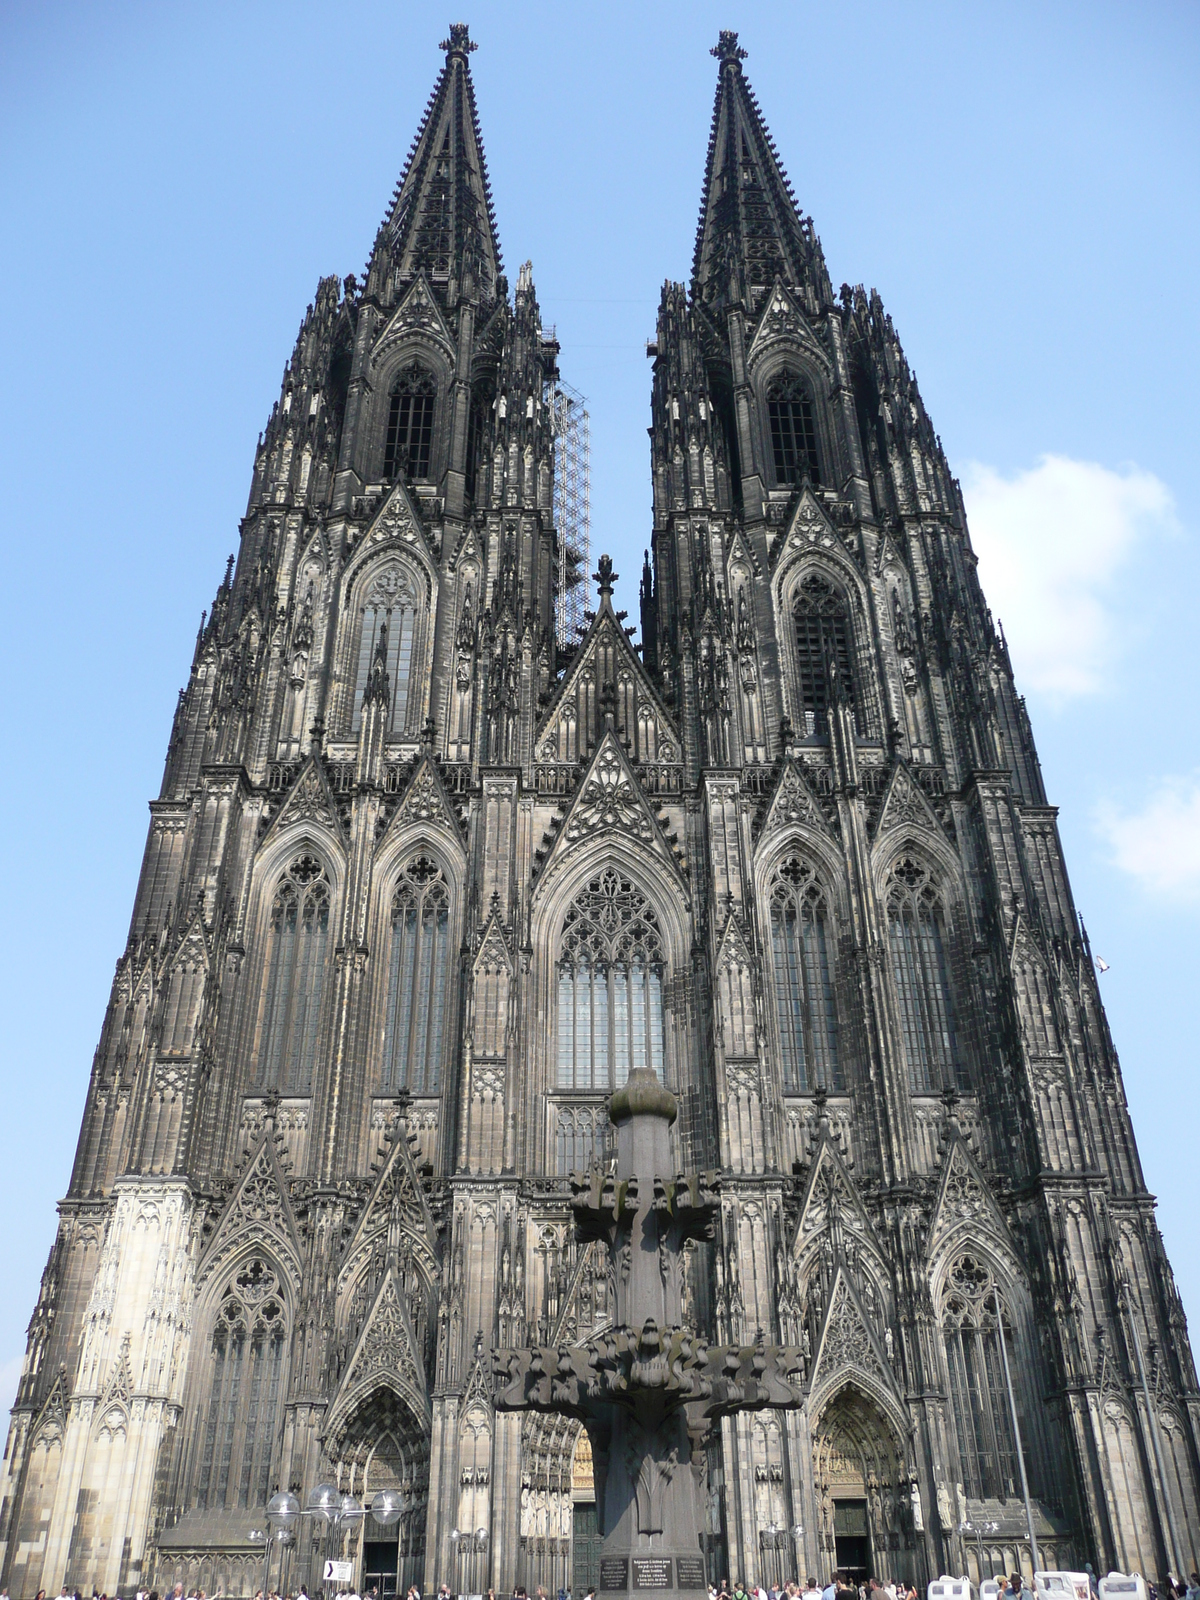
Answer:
[{"xmin": 494, "ymin": 1071, "xmax": 805, "ymax": 1600}]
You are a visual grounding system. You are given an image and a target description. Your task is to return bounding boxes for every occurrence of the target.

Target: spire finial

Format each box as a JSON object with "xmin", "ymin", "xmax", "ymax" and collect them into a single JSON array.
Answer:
[
  {"xmin": 440, "ymin": 22, "xmax": 477, "ymax": 57},
  {"xmin": 594, "ymin": 554, "xmax": 616, "ymax": 600},
  {"xmin": 711, "ymin": 30, "xmax": 747, "ymax": 66}
]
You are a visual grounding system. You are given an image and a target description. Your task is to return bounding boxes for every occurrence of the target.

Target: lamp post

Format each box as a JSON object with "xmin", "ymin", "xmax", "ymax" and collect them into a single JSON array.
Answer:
[
  {"xmin": 268, "ymin": 1491, "xmax": 302, "ymax": 1598},
  {"xmin": 248, "ymin": 1528, "xmax": 269, "ymax": 1599},
  {"xmin": 993, "ymin": 1296, "xmax": 1040, "ymax": 1576},
  {"xmin": 760, "ymin": 1525, "xmax": 786, "ymax": 1590},
  {"xmin": 791, "ymin": 1524, "xmax": 804, "ymax": 1585},
  {"xmin": 271, "ymin": 1482, "xmax": 409, "ymax": 1595}
]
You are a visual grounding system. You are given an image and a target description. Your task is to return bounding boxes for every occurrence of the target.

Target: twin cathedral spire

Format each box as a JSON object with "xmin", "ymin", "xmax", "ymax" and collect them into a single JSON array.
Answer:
[{"xmin": 2, "ymin": 26, "xmax": 1196, "ymax": 1600}]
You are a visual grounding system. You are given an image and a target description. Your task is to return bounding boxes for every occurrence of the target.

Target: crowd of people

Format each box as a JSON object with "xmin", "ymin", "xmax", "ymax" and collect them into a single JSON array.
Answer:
[{"xmin": 6, "ymin": 1571, "xmax": 1200, "ymax": 1600}]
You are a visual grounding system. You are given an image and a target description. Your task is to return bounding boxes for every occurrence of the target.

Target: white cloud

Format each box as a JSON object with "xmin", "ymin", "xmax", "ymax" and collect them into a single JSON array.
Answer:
[
  {"xmin": 961, "ymin": 454, "xmax": 1176, "ymax": 699},
  {"xmin": 1096, "ymin": 775, "xmax": 1200, "ymax": 900}
]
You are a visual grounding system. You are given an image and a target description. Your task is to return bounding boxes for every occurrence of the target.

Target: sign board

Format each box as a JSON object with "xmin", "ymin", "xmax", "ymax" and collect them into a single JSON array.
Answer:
[
  {"xmin": 1036, "ymin": 1575, "xmax": 1091, "ymax": 1600},
  {"xmin": 677, "ymin": 1557, "xmax": 707, "ymax": 1591},
  {"xmin": 324, "ymin": 1560, "xmax": 355, "ymax": 1583},
  {"xmin": 599, "ymin": 1558, "xmax": 630, "ymax": 1592},
  {"xmin": 632, "ymin": 1558, "xmax": 673, "ymax": 1589},
  {"xmin": 1099, "ymin": 1579, "xmax": 1146, "ymax": 1600},
  {"xmin": 928, "ymin": 1581, "xmax": 971, "ymax": 1600}
]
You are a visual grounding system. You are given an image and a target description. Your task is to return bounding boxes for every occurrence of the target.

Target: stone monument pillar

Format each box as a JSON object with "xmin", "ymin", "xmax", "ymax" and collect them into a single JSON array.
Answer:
[{"xmin": 494, "ymin": 1070, "xmax": 805, "ymax": 1600}]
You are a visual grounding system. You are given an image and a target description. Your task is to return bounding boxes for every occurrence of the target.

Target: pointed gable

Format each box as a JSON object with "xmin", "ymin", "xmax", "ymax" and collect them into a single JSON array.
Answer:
[
  {"xmin": 873, "ymin": 761, "xmax": 946, "ymax": 841},
  {"xmin": 754, "ymin": 756, "xmax": 832, "ymax": 842},
  {"xmin": 771, "ymin": 483, "xmax": 862, "ymax": 576},
  {"xmin": 926, "ymin": 1133, "xmax": 1013, "ymax": 1263},
  {"xmin": 261, "ymin": 753, "xmax": 345, "ymax": 849},
  {"xmin": 535, "ymin": 584, "xmax": 680, "ymax": 770},
  {"xmin": 474, "ymin": 907, "xmax": 514, "ymax": 977},
  {"xmin": 748, "ymin": 281, "xmax": 830, "ymax": 373},
  {"xmin": 792, "ymin": 1137, "xmax": 879, "ymax": 1257},
  {"xmin": 339, "ymin": 1122, "xmax": 437, "ymax": 1289},
  {"xmin": 336, "ymin": 1267, "xmax": 430, "ymax": 1426},
  {"xmin": 197, "ymin": 1132, "xmax": 302, "ymax": 1294},
  {"xmin": 809, "ymin": 1267, "xmax": 890, "ymax": 1395},
  {"xmin": 377, "ymin": 753, "xmax": 466, "ymax": 850},
  {"xmin": 537, "ymin": 732, "xmax": 685, "ymax": 888},
  {"xmin": 362, "ymin": 476, "xmax": 436, "ymax": 563},
  {"xmin": 715, "ymin": 909, "xmax": 754, "ymax": 974},
  {"xmin": 374, "ymin": 274, "xmax": 456, "ymax": 364}
]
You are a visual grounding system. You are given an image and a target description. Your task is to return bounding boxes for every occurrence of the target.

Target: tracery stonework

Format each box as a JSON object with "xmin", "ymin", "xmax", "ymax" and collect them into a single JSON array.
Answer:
[{"xmin": 2, "ymin": 26, "xmax": 1197, "ymax": 1600}]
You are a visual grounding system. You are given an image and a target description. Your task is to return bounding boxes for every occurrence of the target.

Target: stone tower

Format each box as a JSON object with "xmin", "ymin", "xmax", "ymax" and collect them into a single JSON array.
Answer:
[{"xmin": 1, "ymin": 26, "xmax": 1197, "ymax": 1600}]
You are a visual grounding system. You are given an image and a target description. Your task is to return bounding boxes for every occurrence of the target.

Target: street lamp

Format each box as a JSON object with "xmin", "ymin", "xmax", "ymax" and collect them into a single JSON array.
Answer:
[{"xmin": 248, "ymin": 1528, "xmax": 269, "ymax": 1599}]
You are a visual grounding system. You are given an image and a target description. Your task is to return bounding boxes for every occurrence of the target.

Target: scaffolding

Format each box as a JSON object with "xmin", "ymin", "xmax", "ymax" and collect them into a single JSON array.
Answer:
[{"xmin": 549, "ymin": 378, "xmax": 591, "ymax": 649}]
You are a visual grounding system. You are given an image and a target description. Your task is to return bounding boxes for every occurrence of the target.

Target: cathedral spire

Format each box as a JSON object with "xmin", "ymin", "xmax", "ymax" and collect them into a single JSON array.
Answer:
[
  {"xmin": 692, "ymin": 31, "xmax": 826, "ymax": 312},
  {"xmin": 365, "ymin": 23, "xmax": 502, "ymax": 308}
]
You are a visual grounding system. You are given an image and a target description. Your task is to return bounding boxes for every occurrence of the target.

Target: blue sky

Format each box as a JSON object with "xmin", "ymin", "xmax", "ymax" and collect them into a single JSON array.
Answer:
[{"xmin": 1, "ymin": 0, "xmax": 1198, "ymax": 1412}]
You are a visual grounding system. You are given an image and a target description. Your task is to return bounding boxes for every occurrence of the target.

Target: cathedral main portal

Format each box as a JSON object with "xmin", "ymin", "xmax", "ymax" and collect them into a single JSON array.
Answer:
[{"xmin": 813, "ymin": 1389, "xmax": 912, "ymax": 1584}]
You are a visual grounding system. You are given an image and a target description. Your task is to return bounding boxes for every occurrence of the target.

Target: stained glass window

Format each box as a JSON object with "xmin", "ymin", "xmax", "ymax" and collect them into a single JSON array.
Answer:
[
  {"xmin": 769, "ymin": 857, "xmax": 841, "ymax": 1092},
  {"xmin": 381, "ymin": 855, "xmax": 450, "ymax": 1095},
  {"xmin": 195, "ymin": 1260, "xmax": 286, "ymax": 1510},
  {"xmin": 556, "ymin": 869, "xmax": 665, "ymax": 1091},
  {"xmin": 886, "ymin": 856, "xmax": 962, "ymax": 1092},
  {"xmin": 942, "ymin": 1254, "xmax": 1021, "ymax": 1500},
  {"xmin": 258, "ymin": 855, "xmax": 330, "ymax": 1095},
  {"xmin": 352, "ymin": 564, "xmax": 421, "ymax": 736}
]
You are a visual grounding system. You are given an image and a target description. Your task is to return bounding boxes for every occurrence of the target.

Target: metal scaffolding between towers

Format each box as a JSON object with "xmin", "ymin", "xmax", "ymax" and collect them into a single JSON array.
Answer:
[{"xmin": 549, "ymin": 376, "xmax": 590, "ymax": 648}]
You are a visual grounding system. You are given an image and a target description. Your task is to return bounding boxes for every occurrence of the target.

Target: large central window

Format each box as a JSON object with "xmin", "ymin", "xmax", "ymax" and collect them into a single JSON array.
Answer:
[
  {"xmin": 384, "ymin": 363, "xmax": 437, "ymax": 481},
  {"xmin": 556, "ymin": 869, "xmax": 665, "ymax": 1090},
  {"xmin": 769, "ymin": 857, "xmax": 841, "ymax": 1092},
  {"xmin": 767, "ymin": 369, "xmax": 821, "ymax": 486}
]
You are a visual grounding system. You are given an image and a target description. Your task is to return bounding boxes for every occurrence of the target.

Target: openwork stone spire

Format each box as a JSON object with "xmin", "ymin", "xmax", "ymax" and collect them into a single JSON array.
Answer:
[
  {"xmin": 365, "ymin": 22, "xmax": 502, "ymax": 306},
  {"xmin": 692, "ymin": 30, "xmax": 827, "ymax": 311}
]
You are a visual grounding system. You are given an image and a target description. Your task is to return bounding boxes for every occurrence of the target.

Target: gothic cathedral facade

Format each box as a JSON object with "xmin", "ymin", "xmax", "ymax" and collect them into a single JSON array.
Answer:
[{"xmin": 2, "ymin": 28, "xmax": 1197, "ymax": 1600}]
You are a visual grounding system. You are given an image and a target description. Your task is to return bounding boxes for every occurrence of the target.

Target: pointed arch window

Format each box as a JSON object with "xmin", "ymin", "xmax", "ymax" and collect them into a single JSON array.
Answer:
[
  {"xmin": 556, "ymin": 869, "xmax": 665, "ymax": 1091},
  {"xmin": 381, "ymin": 855, "xmax": 451, "ymax": 1095},
  {"xmin": 766, "ymin": 369, "xmax": 821, "ymax": 486},
  {"xmin": 195, "ymin": 1259, "xmax": 287, "ymax": 1510},
  {"xmin": 769, "ymin": 857, "xmax": 841, "ymax": 1092},
  {"xmin": 353, "ymin": 564, "xmax": 421, "ymax": 736},
  {"xmin": 384, "ymin": 363, "xmax": 437, "ymax": 480},
  {"xmin": 941, "ymin": 1254, "xmax": 1022, "ymax": 1500},
  {"xmin": 886, "ymin": 857, "xmax": 962, "ymax": 1092},
  {"xmin": 794, "ymin": 574, "xmax": 856, "ymax": 736},
  {"xmin": 257, "ymin": 855, "xmax": 330, "ymax": 1095}
]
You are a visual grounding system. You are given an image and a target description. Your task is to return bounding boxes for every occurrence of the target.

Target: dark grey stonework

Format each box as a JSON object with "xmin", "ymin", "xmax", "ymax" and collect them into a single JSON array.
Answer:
[{"xmin": 2, "ymin": 25, "xmax": 1197, "ymax": 1600}]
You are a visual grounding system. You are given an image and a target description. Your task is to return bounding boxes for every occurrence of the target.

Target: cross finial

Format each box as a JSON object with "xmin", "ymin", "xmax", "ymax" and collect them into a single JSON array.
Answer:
[
  {"xmin": 441, "ymin": 22, "xmax": 477, "ymax": 57},
  {"xmin": 594, "ymin": 553, "xmax": 616, "ymax": 599},
  {"xmin": 711, "ymin": 30, "xmax": 748, "ymax": 66}
]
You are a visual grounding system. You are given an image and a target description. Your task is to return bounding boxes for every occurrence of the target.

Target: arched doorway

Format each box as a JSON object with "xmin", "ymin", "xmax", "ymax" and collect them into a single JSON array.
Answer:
[
  {"xmin": 326, "ymin": 1388, "xmax": 430, "ymax": 1597},
  {"xmin": 572, "ymin": 1429, "xmax": 602, "ymax": 1598},
  {"xmin": 812, "ymin": 1388, "xmax": 914, "ymax": 1585}
]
